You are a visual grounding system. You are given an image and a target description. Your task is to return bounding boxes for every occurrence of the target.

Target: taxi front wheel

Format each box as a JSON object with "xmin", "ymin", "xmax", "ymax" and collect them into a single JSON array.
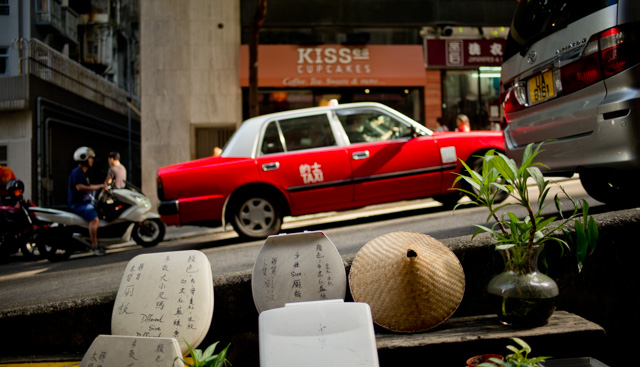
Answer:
[{"xmin": 231, "ymin": 194, "xmax": 283, "ymax": 240}]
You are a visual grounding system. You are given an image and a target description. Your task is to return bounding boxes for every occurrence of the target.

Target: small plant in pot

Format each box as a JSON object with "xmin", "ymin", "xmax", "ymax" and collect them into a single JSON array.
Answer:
[
  {"xmin": 452, "ymin": 142, "xmax": 598, "ymax": 327},
  {"xmin": 176, "ymin": 340, "xmax": 232, "ymax": 367},
  {"xmin": 479, "ymin": 337, "xmax": 550, "ymax": 367}
]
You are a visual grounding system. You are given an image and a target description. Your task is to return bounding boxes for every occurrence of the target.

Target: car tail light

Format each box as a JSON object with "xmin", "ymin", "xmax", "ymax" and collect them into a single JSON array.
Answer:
[
  {"xmin": 561, "ymin": 23, "xmax": 640, "ymax": 95},
  {"xmin": 502, "ymin": 83, "xmax": 528, "ymax": 120},
  {"xmin": 600, "ymin": 25, "xmax": 640, "ymax": 77},
  {"xmin": 559, "ymin": 36, "xmax": 602, "ymax": 95}
]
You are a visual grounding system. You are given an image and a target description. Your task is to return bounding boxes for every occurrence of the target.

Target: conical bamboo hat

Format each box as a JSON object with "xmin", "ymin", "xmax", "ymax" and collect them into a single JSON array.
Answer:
[{"xmin": 348, "ymin": 232, "xmax": 465, "ymax": 332}]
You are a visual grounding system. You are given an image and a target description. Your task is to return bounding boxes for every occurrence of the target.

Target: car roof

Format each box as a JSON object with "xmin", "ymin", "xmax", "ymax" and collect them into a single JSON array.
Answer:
[{"xmin": 221, "ymin": 102, "xmax": 419, "ymax": 158}]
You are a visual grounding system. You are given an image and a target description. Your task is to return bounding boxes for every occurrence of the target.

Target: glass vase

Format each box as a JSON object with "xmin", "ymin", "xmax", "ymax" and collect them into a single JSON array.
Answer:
[{"xmin": 487, "ymin": 245, "xmax": 558, "ymax": 327}]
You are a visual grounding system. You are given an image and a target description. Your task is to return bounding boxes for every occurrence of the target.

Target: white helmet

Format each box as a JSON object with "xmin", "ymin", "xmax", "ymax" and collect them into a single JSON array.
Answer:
[{"xmin": 73, "ymin": 146, "xmax": 96, "ymax": 162}]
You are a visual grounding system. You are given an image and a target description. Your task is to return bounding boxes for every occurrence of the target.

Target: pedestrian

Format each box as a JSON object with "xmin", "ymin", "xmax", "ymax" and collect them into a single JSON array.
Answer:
[
  {"xmin": 0, "ymin": 164, "xmax": 17, "ymax": 199},
  {"xmin": 434, "ymin": 117, "xmax": 449, "ymax": 132},
  {"xmin": 456, "ymin": 114, "xmax": 471, "ymax": 132},
  {"xmin": 106, "ymin": 151, "xmax": 127, "ymax": 189},
  {"xmin": 68, "ymin": 147, "xmax": 106, "ymax": 256}
]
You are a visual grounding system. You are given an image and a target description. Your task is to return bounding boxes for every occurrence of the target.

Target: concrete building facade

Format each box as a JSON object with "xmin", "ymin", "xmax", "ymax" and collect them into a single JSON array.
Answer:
[{"xmin": 139, "ymin": 0, "xmax": 242, "ymax": 201}]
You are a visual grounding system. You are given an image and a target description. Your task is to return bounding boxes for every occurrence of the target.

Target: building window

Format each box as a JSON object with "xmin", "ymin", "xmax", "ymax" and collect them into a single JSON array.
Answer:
[
  {"xmin": 0, "ymin": 47, "xmax": 8, "ymax": 74},
  {"xmin": 0, "ymin": 146, "xmax": 7, "ymax": 166},
  {"xmin": 0, "ymin": 0, "xmax": 9, "ymax": 15}
]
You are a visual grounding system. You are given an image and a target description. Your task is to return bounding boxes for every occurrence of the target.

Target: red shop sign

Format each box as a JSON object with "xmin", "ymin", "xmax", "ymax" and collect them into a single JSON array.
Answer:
[
  {"xmin": 240, "ymin": 45, "xmax": 427, "ymax": 87},
  {"xmin": 426, "ymin": 39, "xmax": 505, "ymax": 67}
]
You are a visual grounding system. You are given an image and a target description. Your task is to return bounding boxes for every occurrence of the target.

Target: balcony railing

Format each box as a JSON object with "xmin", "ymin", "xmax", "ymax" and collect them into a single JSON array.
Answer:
[{"xmin": 11, "ymin": 38, "xmax": 139, "ymax": 115}]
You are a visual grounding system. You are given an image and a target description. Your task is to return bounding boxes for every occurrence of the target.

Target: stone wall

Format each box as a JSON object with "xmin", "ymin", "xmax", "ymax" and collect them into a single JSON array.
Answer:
[{"xmin": 1, "ymin": 208, "xmax": 638, "ymax": 366}]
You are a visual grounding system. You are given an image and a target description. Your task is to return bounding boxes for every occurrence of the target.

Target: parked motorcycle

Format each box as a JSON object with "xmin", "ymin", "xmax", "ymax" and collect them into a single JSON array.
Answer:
[
  {"xmin": 0, "ymin": 180, "xmax": 40, "ymax": 262},
  {"xmin": 31, "ymin": 181, "xmax": 165, "ymax": 262}
]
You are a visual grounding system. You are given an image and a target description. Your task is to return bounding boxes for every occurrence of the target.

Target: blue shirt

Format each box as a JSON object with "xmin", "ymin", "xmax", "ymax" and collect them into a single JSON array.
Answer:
[{"xmin": 68, "ymin": 166, "xmax": 92, "ymax": 206}]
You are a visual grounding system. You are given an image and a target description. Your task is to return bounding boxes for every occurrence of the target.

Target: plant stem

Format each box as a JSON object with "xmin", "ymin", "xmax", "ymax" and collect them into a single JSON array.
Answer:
[
  {"xmin": 525, "ymin": 204, "xmax": 536, "ymax": 273},
  {"xmin": 493, "ymin": 212, "xmax": 512, "ymax": 266}
]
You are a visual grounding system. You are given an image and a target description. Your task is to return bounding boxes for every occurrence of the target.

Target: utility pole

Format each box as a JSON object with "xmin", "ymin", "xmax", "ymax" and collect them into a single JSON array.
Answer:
[{"xmin": 249, "ymin": 0, "xmax": 267, "ymax": 118}]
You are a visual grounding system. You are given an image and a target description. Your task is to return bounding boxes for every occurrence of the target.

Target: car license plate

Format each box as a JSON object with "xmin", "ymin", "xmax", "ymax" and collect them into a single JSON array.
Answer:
[{"xmin": 528, "ymin": 70, "xmax": 555, "ymax": 104}]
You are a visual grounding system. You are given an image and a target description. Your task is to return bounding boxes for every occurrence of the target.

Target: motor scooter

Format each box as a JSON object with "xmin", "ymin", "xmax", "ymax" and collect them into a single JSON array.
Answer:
[
  {"xmin": 31, "ymin": 181, "xmax": 165, "ymax": 262},
  {"xmin": 0, "ymin": 180, "xmax": 40, "ymax": 262}
]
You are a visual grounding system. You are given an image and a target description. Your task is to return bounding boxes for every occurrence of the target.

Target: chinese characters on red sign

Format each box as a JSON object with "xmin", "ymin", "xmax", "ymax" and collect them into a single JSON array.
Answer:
[{"xmin": 427, "ymin": 39, "xmax": 505, "ymax": 67}]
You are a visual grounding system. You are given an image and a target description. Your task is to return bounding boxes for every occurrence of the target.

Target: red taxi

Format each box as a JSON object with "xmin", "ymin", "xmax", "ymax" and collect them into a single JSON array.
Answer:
[{"xmin": 157, "ymin": 102, "xmax": 506, "ymax": 239}]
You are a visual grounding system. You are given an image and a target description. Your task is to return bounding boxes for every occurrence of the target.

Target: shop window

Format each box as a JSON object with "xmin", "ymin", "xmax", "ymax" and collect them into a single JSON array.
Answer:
[{"xmin": 442, "ymin": 69, "xmax": 501, "ymax": 131}]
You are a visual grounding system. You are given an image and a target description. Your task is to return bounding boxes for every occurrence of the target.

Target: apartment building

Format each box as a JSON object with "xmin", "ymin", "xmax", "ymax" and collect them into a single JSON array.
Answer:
[{"xmin": 0, "ymin": 0, "xmax": 139, "ymax": 205}]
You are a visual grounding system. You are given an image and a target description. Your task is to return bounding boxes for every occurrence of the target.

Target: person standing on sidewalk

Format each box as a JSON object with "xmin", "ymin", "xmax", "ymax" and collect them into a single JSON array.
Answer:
[
  {"xmin": 106, "ymin": 151, "xmax": 127, "ymax": 189},
  {"xmin": 68, "ymin": 147, "xmax": 106, "ymax": 256},
  {"xmin": 456, "ymin": 114, "xmax": 471, "ymax": 132}
]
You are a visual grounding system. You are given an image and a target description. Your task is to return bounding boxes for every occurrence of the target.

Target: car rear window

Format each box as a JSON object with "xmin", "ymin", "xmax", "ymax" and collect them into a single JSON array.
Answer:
[{"xmin": 504, "ymin": 0, "xmax": 617, "ymax": 60}]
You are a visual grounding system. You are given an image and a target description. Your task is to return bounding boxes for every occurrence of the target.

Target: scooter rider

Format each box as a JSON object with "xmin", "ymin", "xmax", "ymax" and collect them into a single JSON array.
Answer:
[{"xmin": 68, "ymin": 147, "xmax": 106, "ymax": 256}]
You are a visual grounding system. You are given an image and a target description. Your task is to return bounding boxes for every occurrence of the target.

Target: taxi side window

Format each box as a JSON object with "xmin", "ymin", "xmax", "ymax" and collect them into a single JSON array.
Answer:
[
  {"xmin": 336, "ymin": 109, "xmax": 413, "ymax": 144},
  {"xmin": 278, "ymin": 114, "xmax": 336, "ymax": 152},
  {"xmin": 261, "ymin": 121, "xmax": 285, "ymax": 155}
]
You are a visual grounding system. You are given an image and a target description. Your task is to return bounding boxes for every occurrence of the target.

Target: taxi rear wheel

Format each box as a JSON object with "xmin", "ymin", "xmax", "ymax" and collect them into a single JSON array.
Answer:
[{"xmin": 231, "ymin": 194, "xmax": 283, "ymax": 240}]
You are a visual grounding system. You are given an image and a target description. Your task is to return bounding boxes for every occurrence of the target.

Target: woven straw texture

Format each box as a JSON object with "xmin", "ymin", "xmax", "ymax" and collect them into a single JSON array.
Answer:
[{"xmin": 349, "ymin": 231, "xmax": 465, "ymax": 333}]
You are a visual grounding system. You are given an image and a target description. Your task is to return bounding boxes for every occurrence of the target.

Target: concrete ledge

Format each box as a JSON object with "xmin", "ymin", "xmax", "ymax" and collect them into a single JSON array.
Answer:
[{"xmin": 1, "ymin": 207, "xmax": 639, "ymax": 366}]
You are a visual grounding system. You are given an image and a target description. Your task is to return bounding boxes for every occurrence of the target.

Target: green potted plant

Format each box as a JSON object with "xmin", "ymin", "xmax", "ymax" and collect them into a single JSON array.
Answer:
[
  {"xmin": 176, "ymin": 340, "xmax": 232, "ymax": 367},
  {"xmin": 452, "ymin": 143, "xmax": 598, "ymax": 326},
  {"xmin": 479, "ymin": 337, "xmax": 550, "ymax": 367}
]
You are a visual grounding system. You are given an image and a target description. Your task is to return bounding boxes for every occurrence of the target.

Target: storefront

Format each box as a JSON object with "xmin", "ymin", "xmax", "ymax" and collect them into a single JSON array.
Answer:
[
  {"xmin": 239, "ymin": 44, "xmax": 435, "ymax": 126},
  {"xmin": 425, "ymin": 38, "xmax": 505, "ymax": 131},
  {"xmin": 239, "ymin": 39, "xmax": 505, "ymax": 131}
]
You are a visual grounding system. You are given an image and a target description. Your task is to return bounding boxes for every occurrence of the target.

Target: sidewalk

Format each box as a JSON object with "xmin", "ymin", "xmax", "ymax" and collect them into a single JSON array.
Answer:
[{"xmin": 1, "ymin": 186, "xmax": 633, "ymax": 366}]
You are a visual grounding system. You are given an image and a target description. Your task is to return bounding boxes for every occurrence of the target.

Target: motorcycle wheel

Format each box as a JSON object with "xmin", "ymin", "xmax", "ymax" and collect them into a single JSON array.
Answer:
[
  {"xmin": 132, "ymin": 218, "xmax": 166, "ymax": 247},
  {"xmin": 20, "ymin": 242, "xmax": 41, "ymax": 260},
  {"xmin": 36, "ymin": 237, "xmax": 73, "ymax": 262}
]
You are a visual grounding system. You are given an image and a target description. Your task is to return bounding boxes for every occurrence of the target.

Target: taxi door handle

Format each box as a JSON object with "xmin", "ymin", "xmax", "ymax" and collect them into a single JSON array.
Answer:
[
  {"xmin": 352, "ymin": 151, "xmax": 370, "ymax": 160},
  {"xmin": 261, "ymin": 162, "xmax": 280, "ymax": 171}
]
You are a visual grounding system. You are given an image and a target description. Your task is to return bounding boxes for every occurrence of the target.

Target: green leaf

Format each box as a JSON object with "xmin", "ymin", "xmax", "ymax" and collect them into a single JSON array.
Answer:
[
  {"xmin": 202, "ymin": 341, "xmax": 219, "ymax": 359},
  {"xmin": 492, "ymin": 154, "xmax": 517, "ymax": 182},
  {"xmin": 213, "ymin": 343, "xmax": 232, "ymax": 367},
  {"xmin": 511, "ymin": 337, "xmax": 531, "ymax": 354},
  {"xmin": 553, "ymin": 194, "xmax": 562, "ymax": 218},
  {"xmin": 527, "ymin": 167, "xmax": 546, "ymax": 193},
  {"xmin": 520, "ymin": 143, "xmax": 534, "ymax": 170},
  {"xmin": 495, "ymin": 244, "xmax": 516, "ymax": 251},
  {"xmin": 575, "ymin": 220, "xmax": 588, "ymax": 272}
]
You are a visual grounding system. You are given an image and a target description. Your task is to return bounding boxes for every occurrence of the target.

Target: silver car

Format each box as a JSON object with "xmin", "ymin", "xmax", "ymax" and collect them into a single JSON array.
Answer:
[{"xmin": 501, "ymin": 0, "xmax": 640, "ymax": 204}]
